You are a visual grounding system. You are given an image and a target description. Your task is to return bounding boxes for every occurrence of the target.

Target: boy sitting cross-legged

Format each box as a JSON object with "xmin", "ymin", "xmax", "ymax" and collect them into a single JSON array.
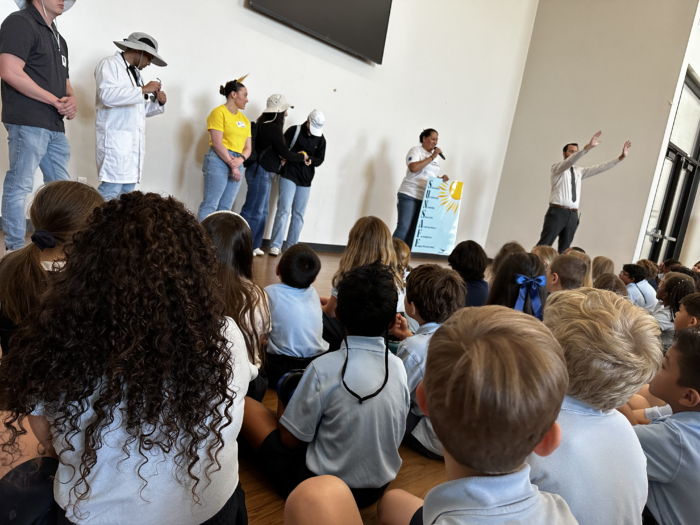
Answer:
[
  {"xmin": 378, "ymin": 306, "xmax": 577, "ymax": 525},
  {"xmin": 529, "ymin": 288, "xmax": 662, "ymax": 524},
  {"xmin": 264, "ymin": 243, "xmax": 329, "ymax": 387},
  {"xmin": 391, "ymin": 264, "xmax": 466, "ymax": 459},
  {"xmin": 241, "ymin": 262, "xmax": 410, "ymax": 508},
  {"xmin": 633, "ymin": 327, "xmax": 700, "ymax": 525}
]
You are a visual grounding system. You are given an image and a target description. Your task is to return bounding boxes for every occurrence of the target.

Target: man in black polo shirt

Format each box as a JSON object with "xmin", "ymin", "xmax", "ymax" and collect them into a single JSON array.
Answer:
[
  {"xmin": 0, "ymin": 0, "xmax": 77, "ymax": 251},
  {"xmin": 269, "ymin": 110, "xmax": 327, "ymax": 255}
]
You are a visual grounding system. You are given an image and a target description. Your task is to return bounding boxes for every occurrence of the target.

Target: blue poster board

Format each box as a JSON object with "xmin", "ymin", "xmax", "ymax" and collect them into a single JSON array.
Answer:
[{"xmin": 411, "ymin": 178, "xmax": 463, "ymax": 255}]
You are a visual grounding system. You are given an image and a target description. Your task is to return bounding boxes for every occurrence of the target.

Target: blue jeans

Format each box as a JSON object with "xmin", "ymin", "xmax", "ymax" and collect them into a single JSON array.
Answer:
[
  {"xmin": 392, "ymin": 192, "xmax": 422, "ymax": 249},
  {"xmin": 97, "ymin": 182, "xmax": 136, "ymax": 200},
  {"xmin": 240, "ymin": 163, "xmax": 273, "ymax": 249},
  {"xmin": 196, "ymin": 148, "xmax": 243, "ymax": 222},
  {"xmin": 2, "ymin": 124, "xmax": 71, "ymax": 250},
  {"xmin": 270, "ymin": 177, "xmax": 312, "ymax": 250}
]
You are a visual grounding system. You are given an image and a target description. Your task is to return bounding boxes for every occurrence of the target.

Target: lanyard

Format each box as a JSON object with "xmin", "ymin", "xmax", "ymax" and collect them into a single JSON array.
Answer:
[{"xmin": 341, "ymin": 334, "xmax": 390, "ymax": 404}]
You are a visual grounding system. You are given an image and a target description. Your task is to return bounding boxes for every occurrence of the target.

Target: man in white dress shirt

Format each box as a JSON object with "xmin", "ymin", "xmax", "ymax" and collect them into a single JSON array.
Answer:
[
  {"xmin": 94, "ymin": 32, "xmax": 167, "ymax": 200},
  {"xmin": 537, "ymin": 131, "xmax": 631, "ymax": 253}
]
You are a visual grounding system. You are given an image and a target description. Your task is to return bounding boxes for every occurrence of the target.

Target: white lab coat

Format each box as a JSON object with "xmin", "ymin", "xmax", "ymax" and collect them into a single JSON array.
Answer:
[{"xmin": 94, "ymin": 52, "xmax": 165, "ymax": 184}]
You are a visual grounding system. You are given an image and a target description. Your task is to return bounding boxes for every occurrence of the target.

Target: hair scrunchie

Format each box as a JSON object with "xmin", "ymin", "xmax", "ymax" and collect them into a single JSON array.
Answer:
[
  {"xmin": 514, "ymin": 274, "xmax": 546, "ymax": 320},
  {"xmin": 31, "ymin": 229, "xmax": 57, "ymax": 251}
]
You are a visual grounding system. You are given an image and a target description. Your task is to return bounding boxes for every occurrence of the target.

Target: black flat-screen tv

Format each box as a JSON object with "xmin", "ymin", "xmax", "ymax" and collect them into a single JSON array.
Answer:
[{"xmin": 250, "ymin": 0, "xmax": 393, "ymax": 64}]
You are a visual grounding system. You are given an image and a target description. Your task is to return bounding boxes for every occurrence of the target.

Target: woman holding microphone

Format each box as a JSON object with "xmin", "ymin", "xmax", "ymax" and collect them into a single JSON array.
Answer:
[
  {"xmin": 196, "ymin": 78, "xmax": 252, "ymax": 221},
  {"xmin": 393, "ymin": 128, "xmax": 449, "ymax": 248}
]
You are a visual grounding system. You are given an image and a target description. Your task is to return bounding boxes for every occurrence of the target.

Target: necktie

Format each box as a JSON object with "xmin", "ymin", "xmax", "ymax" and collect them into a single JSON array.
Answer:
[{"xmin": 570, "ymin": 166, "xmax": 577, "ymax": 203}]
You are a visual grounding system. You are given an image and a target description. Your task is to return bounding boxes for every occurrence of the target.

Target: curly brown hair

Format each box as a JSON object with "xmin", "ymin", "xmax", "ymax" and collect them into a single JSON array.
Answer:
[{"xmin": 0, "ymin": 192, "xmax": 233, "ymax": 509}]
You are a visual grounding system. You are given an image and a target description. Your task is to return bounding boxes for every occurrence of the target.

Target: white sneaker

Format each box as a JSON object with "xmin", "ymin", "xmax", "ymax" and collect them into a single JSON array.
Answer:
[
  {"xmin": 253, "ymin": 248, "xmax": 264, "ymax": 256},
  {"xmin": 269, "ymin": 247, "xmax": 280, "ymax": 256}
]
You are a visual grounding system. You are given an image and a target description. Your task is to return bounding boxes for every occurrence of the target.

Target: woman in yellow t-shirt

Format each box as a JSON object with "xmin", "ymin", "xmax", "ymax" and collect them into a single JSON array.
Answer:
[{"xmin": 196, "ymin": 79, "xmax": 252, "ymax": 221}]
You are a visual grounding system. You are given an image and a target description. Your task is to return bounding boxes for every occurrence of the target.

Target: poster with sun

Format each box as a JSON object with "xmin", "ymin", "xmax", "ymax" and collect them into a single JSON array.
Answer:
[{"xmin": 412, "ymin": 178, "xmax": 463, "ymax": 254}]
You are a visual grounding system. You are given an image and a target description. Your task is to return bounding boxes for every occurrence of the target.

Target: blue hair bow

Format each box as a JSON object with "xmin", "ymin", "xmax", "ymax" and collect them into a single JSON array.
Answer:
[{"xmin": 514, "ymin": 274, "xmax": 546, "ymax": 320}]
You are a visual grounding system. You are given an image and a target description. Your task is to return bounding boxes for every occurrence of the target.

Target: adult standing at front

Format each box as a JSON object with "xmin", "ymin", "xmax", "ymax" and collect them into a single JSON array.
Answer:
[
  {"xmin": 268, "ymin": 109, "xmax": 326, "ymax": 256},
  {"xmin": 95, "ymin": 32, "xmax": 167, "ymax": 201},
  {"xmin": 537, "ymin": 131, "xmax": 631, "ymax": 253},
  {"xmin": 196, "ymin": 78, "xmax": 251, "ymax": 221},
  {"xmin": 0, "ymin": 0, "xmax": 77, "ymax": 252},
  {"xmin": 393, "ymin": 129, "xmax": 449, "ymax": 249},
  {"xmin": 240, "ymin": 94, "xmax": 306, "ymax": 256}
]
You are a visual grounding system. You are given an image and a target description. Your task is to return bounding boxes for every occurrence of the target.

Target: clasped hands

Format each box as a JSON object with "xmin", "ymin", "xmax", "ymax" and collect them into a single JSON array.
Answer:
[
  {"xmin": 54, "ymin": 95, "xmax": 77, "ymax": 120},
  {"xmin": 279, "ymin": 152, "xmax": 311, "ymax": 167}
]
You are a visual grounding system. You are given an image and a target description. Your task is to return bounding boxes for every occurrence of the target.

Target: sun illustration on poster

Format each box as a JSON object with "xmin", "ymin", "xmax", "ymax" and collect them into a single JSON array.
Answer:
[{"xmin": 438, "ymin": 181, "xmax": 463, "ymax": 214}]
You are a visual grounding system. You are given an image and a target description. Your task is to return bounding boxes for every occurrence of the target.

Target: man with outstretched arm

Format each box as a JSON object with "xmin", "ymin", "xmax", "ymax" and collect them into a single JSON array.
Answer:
[
  {"xmin": 0, "ymin": 0, "xmax": 77, "ymax": 252},
  {"xmin": 537, "ymin": 131, "xmax": 631, "ymax": 253}
]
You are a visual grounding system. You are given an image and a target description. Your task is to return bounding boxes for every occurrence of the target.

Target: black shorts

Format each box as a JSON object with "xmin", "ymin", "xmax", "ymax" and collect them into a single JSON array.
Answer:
[
  {"xmin": 257, "ymin": 430, "xmax": 390, "ymax": 507},
  {"xmin": 246, "ymin": 370, "xmax": 268, "ymax": 403},
  {"xmin": 410, "ymin": 506, "xmax": 424, "ymax": 525},
  {"xmin": 200, "ymin": 483, "xmax": 248, "ymax": 525},
  {"xmin": 265, "ymin": 353, "xmax": 316, "ymax": 390},
  {"xmin": 403, "ymin": 412, "xmax": 444, "ymax": 461}
]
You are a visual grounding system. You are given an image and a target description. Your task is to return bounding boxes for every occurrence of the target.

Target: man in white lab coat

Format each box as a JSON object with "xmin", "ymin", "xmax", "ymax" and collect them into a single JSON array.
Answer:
[{"xmin": 95, "ymin": 32, "xmax": 167, "ymax": 200}]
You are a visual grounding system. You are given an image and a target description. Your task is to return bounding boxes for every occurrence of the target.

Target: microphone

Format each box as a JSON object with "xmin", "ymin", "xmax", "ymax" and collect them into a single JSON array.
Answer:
[{"xmin": 438, "ymin": 152, "xmax": 445, "ymax": 160}]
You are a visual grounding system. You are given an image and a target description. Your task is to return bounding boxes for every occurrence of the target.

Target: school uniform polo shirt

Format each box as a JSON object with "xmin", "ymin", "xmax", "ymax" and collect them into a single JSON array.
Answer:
[
  {"xmin": 626, "ymin": 280, "xmax": 658, "ymax": 313},
  {"xmin": 280, "ymin": 335, "xmax": 410, "ymax": 489},
  {"xmin": 397, "ymin": 322, "xmax": 443, "ymax": 456},
  {"xmin": 264, "ymin": 283, "xmax": 328, "ymax": 358},
  {"xmin": 634, "ymin": 411, "xmax": 700, "ymax": 525},
  {"xmin": 421, "ymin": 465, "xmax": 577, "ymax": 524},
  {"xmin": 527, "ymin": 395, "xmax": 648, "ymax": 524},
  {"xmin": 0, "ymin": 4, "xmax": 69, "ymax": 132}
]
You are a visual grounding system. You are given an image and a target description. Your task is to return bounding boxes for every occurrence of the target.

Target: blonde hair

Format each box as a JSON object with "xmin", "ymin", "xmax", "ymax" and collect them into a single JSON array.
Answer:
[
  {"xmin": 531, "ymin": 245, "xmax": 559, "ymax": 269},
  {"xmin": 392, "ymin": 237, "xmax": 411, "ymax": 274},
  {"xmin": 543, "ymin": 288, "xmax": 662, "ymax": 411},
  {"xmin": 637, "ymin": 259, "xmax": 659, "ymax": 281},
  {"xmin": 592, "ymin": 256, "xmax": 614, "ymax": 281},
  {"xmin": 425, "ymin": 306, "xmax": 568, "ymax": 474},
  {"xmin": 567, "ymin": 250, "xmax": 593, "ymax": 287},
  {"xmin": 333, "ymin": 217, "xmax": 403, "ymax": 290}
]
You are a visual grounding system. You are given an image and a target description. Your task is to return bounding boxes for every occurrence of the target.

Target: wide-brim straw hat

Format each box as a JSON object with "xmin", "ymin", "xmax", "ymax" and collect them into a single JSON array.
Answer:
[{"xmin": 114, "ymin": 32, "xmax": 167, "ymax": 67}]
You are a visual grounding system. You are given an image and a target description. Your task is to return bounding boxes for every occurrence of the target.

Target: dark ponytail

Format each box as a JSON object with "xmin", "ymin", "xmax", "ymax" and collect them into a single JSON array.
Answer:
[
  {"xmin": 220, "ymin": 80, "xmax": 245, "ymax": 98},
  {"xmin": 419, "ymin": 128, "xmax": 438, "ymax": 142}
]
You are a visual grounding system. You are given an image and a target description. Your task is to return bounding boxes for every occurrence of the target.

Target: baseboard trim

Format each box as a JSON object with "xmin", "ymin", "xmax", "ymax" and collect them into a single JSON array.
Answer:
[{"xmin": 260, "ymin": 239, "xmax": 448, "ymax": 260}]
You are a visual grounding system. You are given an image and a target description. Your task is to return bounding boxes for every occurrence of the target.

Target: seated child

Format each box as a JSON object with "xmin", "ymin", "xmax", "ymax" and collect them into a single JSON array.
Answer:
[
  {"xmin": 633, "ymin": 328, "xmax": 700, "ymax": 525},
  {"xmin": 594, "ymin": 272, "xmax": 629, "ymax": 297},
  {"xmin": 264, "ymin": 243, "xmax": 329, "ymax": 387},
  {"xmin": 449, "ymin": 240, "xmax": 489, "ymax": 307},
  {"xmin": 487, "ymin": 252, "xmax": 546, "ymax": 319},
  {"xmin": 620, "ymin": 263, "xmax": 658, "ymax": 312},
  {"xmin": 202, "ymin": 211, "xmax": 271, "ymax": 402},
  {"xmin": 567, "ymin": 250, "xmax": 593, "ymax": 287},
  {"xmin": 528, "ymin": 288, "xmax": 662, "ymax": 524},
  {"xmin": 545, "ymin": 254, "xmax": 588, "ymax": 293},
  {"xmin": 674, "ymin": 292, "xmax": 700, "ymax": 332},
  {"xmin": 392, "ymin": 237, "xmax": 419, "ymax": 334},
  {"xmin": 377, "ymin": 306, "xmax": 577, "ymax": 525},
  {"xmin": 652, "ymin": 273, "xmax": 695, "ymax": 351},
  {"xmin": 241, "ymin": 263, "xmax": 410, "ymax": 508},
  {"xmin": 392, "ymin": 264, "xmax": 465, "ymax": 459}
]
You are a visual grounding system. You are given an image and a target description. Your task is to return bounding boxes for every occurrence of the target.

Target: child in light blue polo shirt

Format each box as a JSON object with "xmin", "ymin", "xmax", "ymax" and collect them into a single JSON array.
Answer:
[
  {"xmin": 392, "ymin": 264, "xmax": 465, "ymax": 460},
  {"xmin": 377, "ymin": 306, "xmax": 577, "ymax": 525},
  {"xmin": 264, "ymin": 243, "xmax": 329, "ymax": 387},
  {"xmin": 240, "ymin": 263, "xmax": 410, "ymax": 509},
  {"xmin": 633, "ymin": 328, "xmax": 700, "ymax": 525},
  {"xmin": 527, "ymin": 288, "xmax": 661, "ymax": 525}
]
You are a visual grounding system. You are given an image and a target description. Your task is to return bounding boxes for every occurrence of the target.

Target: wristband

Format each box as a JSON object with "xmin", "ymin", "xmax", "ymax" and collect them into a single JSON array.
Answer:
[{"xmin": 241, "ymin": 155, "xmax": 247, "ymax": 162}]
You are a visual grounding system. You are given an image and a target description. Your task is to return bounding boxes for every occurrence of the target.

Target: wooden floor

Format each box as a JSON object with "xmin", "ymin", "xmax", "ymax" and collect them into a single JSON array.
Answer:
[
  {"xmin": 0, "ymin": 241, "xmax": 448, "ymax": 524},
  {"xmin": 245, "ymin": 250, "xmax": 448, "ymax": 525}
]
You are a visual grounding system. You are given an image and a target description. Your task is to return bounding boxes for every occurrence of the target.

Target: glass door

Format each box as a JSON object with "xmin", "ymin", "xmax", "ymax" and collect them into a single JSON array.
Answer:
[{"xmin": 642, "ymin": 80, "xmax": 700, "ymax": 262}]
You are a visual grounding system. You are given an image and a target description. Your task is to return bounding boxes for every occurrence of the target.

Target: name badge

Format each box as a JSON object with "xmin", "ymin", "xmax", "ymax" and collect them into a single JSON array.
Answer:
[
  {"xmin": 236, "ymin": 121, "xmax": 246, "ymax": 128},
  {"xmin": 61, "ymin": 55, "xmax": 66, "ymax": 67}
]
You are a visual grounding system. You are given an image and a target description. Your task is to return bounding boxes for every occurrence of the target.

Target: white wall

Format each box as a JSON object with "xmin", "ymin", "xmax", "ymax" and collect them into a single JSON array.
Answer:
[
  {"xmin": 0, "ymin": 0, "xmax": 539, "ymax": 246},
  {"xmin": 486, "ymin": 0, "xmax": 699, "ymax": 268}
]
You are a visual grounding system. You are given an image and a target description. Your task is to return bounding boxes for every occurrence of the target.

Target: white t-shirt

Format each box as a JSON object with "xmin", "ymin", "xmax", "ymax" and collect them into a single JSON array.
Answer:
[
  {"xmin": 34, "ymin": 318, "xmax": 256, "ymax": 525},
  {"xmin": 397, "ymin": 145, "xmax": 440, "ymax": 200}
]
